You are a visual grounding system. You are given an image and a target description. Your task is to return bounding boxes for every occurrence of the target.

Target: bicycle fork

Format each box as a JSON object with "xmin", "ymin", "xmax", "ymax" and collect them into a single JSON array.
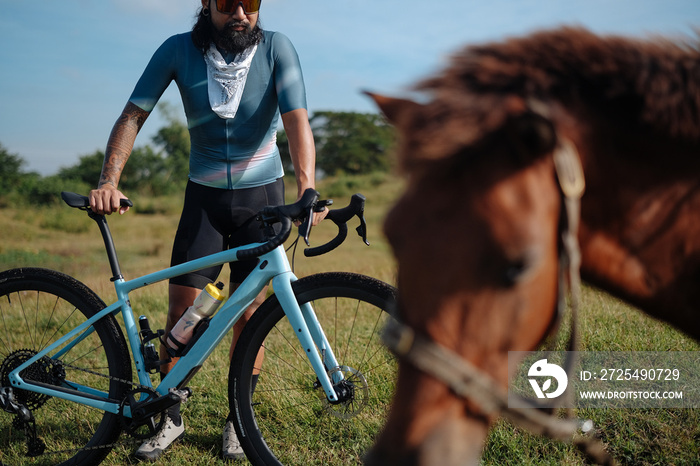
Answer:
[{"xmin": 272, "ymin": 273, "xmax": 344, "ymax": 403}]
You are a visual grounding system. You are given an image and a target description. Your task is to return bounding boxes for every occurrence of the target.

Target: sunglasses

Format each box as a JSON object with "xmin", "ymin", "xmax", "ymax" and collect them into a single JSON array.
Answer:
[{"xmin": 215, "ymin": 0, "xmax": 261, "ymax": 14}]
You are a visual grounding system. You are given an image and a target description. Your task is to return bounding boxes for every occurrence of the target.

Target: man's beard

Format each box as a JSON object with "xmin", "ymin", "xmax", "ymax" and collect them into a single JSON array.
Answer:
[{"xmin": 212, "ymin": 19, "xmax": 263, "ymax": 56}]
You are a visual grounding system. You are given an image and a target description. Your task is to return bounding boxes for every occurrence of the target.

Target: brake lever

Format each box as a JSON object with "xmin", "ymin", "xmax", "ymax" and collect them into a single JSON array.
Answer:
[
  {"xmin": 356, "ymin": 209, "xmax": 370, "ymax": 246},
  {"xmin": 298, "ymin": 199, "xmax": 334, "ymax": 246},
  {"xmin": 299, "ymin": 205, "xmax": 314, "ymax": 246}
]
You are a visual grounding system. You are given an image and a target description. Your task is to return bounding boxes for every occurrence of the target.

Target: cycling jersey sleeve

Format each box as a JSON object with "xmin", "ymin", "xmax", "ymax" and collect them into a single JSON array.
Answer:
[
  {"xmin": 128, "ymin": 35, "xmax": 180, "ymax": 113},
  {"xmin": 271, "ymin": 32, "xmax": 307, "ymax": 114}
]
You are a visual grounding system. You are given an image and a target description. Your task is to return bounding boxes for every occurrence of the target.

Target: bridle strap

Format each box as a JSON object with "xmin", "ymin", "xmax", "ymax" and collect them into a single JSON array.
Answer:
[
  {"xmin": 382, "ymin": 319, "xmax": 615, "ymax": 465},
  {"xmin": 382, "ymin": 139, "xmax": 616, "ymax": 465},
  {"xmin": 553, "ymin": 136, "xmax": 585, "ymax": 350},
  {"xmin": 553, "ymin": 137, "xmax": 585, "ymax": 410},
  {"xmin": 382, "ymin": 318, "xmax": 581, "ymax": 438}
]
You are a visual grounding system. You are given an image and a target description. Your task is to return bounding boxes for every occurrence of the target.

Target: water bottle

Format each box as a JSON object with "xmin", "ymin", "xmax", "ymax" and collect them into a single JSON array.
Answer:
[{"xmin": 166, "ymin": 282, "xmax": 225, "ymax": 353}]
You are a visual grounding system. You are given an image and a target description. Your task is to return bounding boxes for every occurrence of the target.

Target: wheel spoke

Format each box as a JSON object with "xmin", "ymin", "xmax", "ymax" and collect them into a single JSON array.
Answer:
[
  {"xmin": 230, "ymin": 273, "xmax": 397, "ymax": 465},
  {"xmin": 0, "ymin": 268, "xmax": 131, "ymax": 466}
]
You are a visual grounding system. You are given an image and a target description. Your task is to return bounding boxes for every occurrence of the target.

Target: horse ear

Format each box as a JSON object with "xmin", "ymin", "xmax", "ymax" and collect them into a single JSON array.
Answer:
[
  {"xmin": 510, "ymin": 111, "xmax": 557, "ymax": 158},
  {"xmin": 364, "ymin": 92, "xmax": 423, "ymax": 126}
]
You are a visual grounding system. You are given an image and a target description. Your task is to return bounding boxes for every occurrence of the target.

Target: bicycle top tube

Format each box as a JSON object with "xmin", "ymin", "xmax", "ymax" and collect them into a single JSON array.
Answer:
[{"xmin": 116, "ymin": 242, "xmax": 268, "ymax": 295}]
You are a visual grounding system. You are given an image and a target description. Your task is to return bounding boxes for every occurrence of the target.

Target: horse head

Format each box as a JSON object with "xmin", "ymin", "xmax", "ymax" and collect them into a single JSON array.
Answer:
[
  {"xmin": 366, "ymin": 91, "xmax": 571, "ymax": 465},
  {"xmin": 365, "ymin": 26, "xmax": 700, "ymax": 465}
]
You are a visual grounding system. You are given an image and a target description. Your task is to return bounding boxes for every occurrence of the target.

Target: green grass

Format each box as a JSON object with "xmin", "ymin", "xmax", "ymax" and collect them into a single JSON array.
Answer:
[{"xmin": 1, "ymin": 173, "xmax": 698, "ymax": 465}]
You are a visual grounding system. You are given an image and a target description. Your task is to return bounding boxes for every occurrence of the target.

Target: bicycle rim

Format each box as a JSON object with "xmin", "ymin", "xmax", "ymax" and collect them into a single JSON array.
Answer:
[
  {"xmin": 0, "ymin": 268, "xmax": 131, "ymax": 466},
  {"xmin": 229, "ymin": 272, "xmax": 397, "ymax": 466}
]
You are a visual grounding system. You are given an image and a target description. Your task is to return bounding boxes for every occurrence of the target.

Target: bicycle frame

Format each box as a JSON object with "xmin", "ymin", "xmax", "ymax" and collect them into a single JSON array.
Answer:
[{"xmin": 8, "ymin": 241, "xmax": 344, "ymax": 417}]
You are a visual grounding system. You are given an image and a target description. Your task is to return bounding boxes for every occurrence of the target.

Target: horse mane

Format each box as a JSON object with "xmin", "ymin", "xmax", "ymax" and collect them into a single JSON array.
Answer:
[{"xmin": 417, "ymin": 27, "xmax": 700, "ymax": 146}]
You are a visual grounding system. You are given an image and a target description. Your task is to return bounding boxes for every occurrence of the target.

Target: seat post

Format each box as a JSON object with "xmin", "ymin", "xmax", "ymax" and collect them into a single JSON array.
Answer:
[{"xmin": 88, "ymin": 211, "xmax": 124, "ymax": 281}]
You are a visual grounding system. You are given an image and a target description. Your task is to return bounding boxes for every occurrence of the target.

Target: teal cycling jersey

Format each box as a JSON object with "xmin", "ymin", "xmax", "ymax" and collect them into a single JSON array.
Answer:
[{"xmin": 129, "ymin": 30, "xmax": 307, "ymax": 189}]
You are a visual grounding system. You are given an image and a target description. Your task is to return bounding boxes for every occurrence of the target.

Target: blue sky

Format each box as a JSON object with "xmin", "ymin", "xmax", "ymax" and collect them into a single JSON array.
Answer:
[{"xmin": 1, "ymin": 0, "xmax": 698, "ymax": 176}]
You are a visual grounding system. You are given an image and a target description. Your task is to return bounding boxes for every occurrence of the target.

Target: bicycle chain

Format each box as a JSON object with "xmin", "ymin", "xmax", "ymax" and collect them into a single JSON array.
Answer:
[{"xmin": 27, "ymin": 358, "xmax": 159, "ymax": 458}]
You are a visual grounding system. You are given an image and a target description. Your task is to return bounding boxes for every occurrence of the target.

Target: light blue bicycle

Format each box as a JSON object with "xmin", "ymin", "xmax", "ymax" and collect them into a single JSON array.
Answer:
[{"xmin": 0, "ymin": 189, "xmax": 397, "ymax": 465}]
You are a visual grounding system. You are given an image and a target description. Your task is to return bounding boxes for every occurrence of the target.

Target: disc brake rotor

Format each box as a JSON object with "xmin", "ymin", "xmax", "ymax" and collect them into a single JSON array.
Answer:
[{"xmin": 321, "ymin": 365, "xmax": 369, "ymax": 420}]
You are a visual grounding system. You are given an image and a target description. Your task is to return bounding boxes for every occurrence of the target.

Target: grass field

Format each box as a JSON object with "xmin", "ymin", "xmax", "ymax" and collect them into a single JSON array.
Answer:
[{"xmin": 1, "ymin": 173, "xmax": 698, "ymax": 465}]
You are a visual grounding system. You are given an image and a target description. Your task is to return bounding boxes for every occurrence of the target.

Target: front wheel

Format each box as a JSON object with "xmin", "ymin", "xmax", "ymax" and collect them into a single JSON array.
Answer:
[
  {"xmin": 229, "ymin": 272, "xmax": 397, "ymax": 466},
  {"xmin": 0, "ymin": 268, "xmax": 131, "ymax": 466}
]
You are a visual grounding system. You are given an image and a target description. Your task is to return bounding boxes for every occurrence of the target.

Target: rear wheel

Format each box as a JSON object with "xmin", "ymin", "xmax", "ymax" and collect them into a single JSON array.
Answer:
[
  {"xmin": 229, "ymin": 272, "xmax": 397, "ymax": 465},
  {"xmin": 0, "ymin": 268, "xmax": 131, "ymax": 465}
]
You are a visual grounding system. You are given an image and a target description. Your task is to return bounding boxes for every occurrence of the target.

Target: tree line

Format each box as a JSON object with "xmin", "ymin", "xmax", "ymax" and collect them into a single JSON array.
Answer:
[{"xmin": 0, "ymin": 106, "xmax": 395, "ymax": 207}]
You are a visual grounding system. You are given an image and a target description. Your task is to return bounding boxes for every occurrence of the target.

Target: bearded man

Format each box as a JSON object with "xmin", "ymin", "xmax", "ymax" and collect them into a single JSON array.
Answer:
[{"xmin": 89, "ymin": 0, "xmax": 324, "ymax": 461}]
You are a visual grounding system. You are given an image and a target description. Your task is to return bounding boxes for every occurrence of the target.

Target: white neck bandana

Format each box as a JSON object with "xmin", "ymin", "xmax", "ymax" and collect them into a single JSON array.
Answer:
[{"xmin": 203, "ymin": 43, "xmax": 258, "ymax": 119}]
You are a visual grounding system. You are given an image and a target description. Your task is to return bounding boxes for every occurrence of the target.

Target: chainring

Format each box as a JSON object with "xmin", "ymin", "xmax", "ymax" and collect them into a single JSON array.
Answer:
[{"xmin": 118, "ymin": 387, "xmax": 167, "ymax": 440}]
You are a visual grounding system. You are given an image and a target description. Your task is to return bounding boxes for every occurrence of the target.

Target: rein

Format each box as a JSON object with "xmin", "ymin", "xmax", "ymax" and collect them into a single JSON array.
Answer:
[{"xmin": 381, "ymin": 139, "xmax": 616, "ymax": 465}]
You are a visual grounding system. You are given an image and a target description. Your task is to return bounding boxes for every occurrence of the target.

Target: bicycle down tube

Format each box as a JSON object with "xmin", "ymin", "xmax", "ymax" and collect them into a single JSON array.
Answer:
[{"xmin": 8, "ymin": 242, "xmax": 343, "ymax": 414}]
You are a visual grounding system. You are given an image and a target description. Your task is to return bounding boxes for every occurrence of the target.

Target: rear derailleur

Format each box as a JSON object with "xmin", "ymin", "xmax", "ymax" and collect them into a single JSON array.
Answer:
[{"xmin": 0, "ymin": 387, "xmax": 45, "ymax": 457}]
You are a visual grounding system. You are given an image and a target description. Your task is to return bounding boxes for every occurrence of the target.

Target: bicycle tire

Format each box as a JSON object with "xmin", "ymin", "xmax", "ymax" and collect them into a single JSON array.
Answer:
[
  {"xmin": 0, "ymin": 267, "xmax": 131, "ymax": 466},
  {"xmin": 229, "ymin": 272, "xmax": 397, "ymax": 466}
]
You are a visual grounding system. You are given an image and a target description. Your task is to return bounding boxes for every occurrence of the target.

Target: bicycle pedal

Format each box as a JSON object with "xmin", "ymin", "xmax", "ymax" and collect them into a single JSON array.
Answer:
[{"xmin": 169, "ymin": 387, "xmax": 192, "ymax": 403}]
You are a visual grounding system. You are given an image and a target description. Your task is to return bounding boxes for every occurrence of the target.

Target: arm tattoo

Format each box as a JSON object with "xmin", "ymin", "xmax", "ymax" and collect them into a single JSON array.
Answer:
[{"xmin": 98, "ymin": 102, "xmax": 150, "ymax": 188}]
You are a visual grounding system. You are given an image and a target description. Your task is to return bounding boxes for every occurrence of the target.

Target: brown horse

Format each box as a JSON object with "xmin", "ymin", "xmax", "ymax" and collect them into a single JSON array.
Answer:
[{"xmin": 366, "ymin": 27, "xmax": 700, "ymax": 465}]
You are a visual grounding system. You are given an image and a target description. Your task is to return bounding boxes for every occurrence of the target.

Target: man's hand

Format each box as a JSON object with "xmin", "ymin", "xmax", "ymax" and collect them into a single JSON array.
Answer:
[
  {"xmin": 89, "ymin": 185, "xmax": 130, "ymax": 215},
  {"xmin": 310, "ymin": 206, "xmax": 329, "ymax": 226}
]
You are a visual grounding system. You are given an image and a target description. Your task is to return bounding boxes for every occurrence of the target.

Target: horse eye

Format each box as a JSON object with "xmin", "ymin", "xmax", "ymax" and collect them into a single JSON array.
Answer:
[{"xmin": 502, "ymin": 259, "xmax": 528, "ymax": 287}]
